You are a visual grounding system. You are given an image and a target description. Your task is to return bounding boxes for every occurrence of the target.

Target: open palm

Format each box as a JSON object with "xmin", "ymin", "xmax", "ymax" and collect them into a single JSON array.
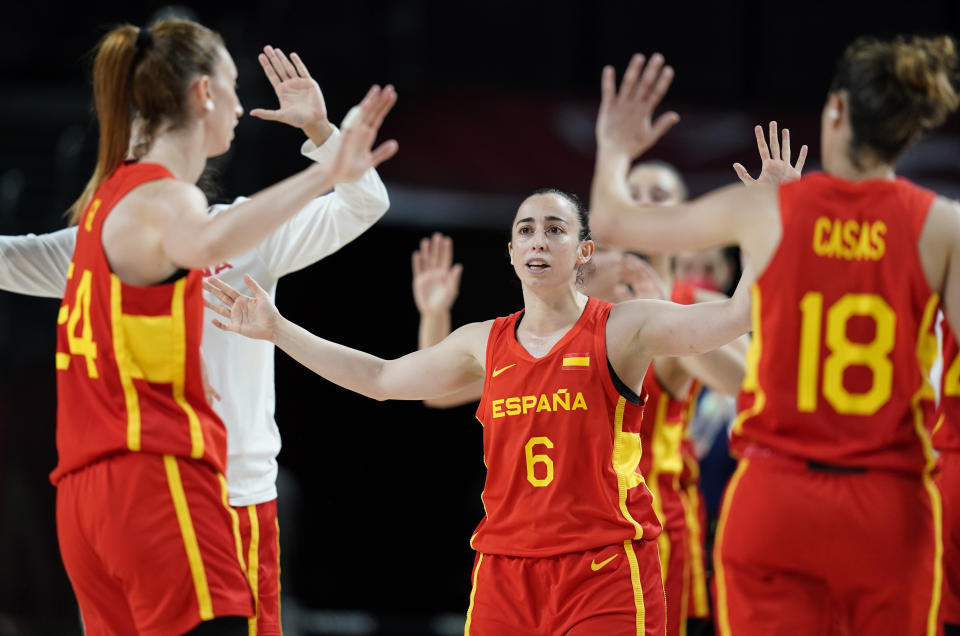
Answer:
[
  {"xmin": 250, "ymin": 45, "xmax": 328, "ymax": 130},
  {"xmin": 204, "ymin": 275, "xmax": 280, "ymax": 341}
]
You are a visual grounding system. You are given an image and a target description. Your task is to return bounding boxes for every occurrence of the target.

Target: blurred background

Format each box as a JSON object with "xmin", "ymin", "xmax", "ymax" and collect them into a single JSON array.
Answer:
[{"xmin": 1, "ymin": 1, "xmax": 958, "ymax": 634}]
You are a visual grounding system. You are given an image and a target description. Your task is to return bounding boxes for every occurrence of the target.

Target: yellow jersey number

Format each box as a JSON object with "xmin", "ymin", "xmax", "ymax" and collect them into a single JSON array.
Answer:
[
  {"xmin": 797, "ymin": 292, "xmax": 895, "ymax": 415},
  {"xmin": 56, "ymin": 267, "xmax": 99, "ymax": 378},
  {"xmin": 525, "ymin": 436, "xmax": 554, "ymax": 487}
]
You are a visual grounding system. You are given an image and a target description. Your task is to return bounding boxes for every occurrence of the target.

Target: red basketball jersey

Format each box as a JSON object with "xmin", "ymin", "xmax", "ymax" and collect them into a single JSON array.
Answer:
[
  {"xmin": 472, "ymin": 297, "xmax": 660, "ymax": 557},
  {"xmin": 51, "ymin": 162, "xmax": 226, "ymax": 483},
  {"xmin": 733, "ymin": 172, "xmax": 939, "ymax": 473},
  {"xmin": 640, "ymin": 281, "xmax": 700, "ymax": 482},
  {"xmin": 937, "ymin": 325, "xmax": 960, "ymax": 451},
  {"xmin": 641, "ymin": 370, "xmax": 700, "ymax": 482}
]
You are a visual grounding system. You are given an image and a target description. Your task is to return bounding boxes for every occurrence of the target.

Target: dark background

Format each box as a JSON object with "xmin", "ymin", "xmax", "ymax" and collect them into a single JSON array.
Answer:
[{"xmin": 1, "ymin": 1, "xmax": 959, "ymax": 634}]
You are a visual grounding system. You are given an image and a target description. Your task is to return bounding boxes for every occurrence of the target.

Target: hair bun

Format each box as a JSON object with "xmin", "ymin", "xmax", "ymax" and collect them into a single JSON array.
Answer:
[{"xmin": 893, "ymin": 36, "xmax": 960, "ymax": 128}]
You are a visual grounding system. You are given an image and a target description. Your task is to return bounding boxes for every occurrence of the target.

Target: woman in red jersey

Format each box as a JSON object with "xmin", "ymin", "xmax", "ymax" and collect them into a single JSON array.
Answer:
[
  {"xmin": 589, "ymin": 39, "xmax": 960, "ymax": 635},
  {"xmin": 205, "ymin": 187, "xmax": 752, "ymax": 635},
  {"xmin": 54, "ymin": 19, "xmax": 397, "ymax": 636}
]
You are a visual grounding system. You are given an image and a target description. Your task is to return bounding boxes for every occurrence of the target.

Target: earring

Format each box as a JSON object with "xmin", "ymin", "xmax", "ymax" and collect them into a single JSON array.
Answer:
[
  {"xmin": 204, "ymin": 99, "xmax": 215, "ymax": 112},
  {"xmin": 827, "ymin": 107, "xmax": 839, "ymax": 121}
]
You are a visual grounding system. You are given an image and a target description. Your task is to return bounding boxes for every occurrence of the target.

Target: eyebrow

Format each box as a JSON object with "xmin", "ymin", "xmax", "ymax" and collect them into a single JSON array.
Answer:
[{"xmin": 515, "ymin": 216, "xmax": 569, "ymax": 226}]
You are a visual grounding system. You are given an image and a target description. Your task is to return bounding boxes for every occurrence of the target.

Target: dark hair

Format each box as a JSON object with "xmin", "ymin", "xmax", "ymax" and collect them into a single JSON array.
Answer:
[
  {"xmin": 530, "ymin": 187, "xmax": 591, "ymax": 241},
  {"xmin": 830, "ymin": 35, "xmax": 960, "ymax": 169},
  {"xmin": 630, "ymin": 159, "xmax": 689, "ymax": 202},
  {"xmin": 68, "ymin": 19, "xmax": 225, "ymax": 224}
]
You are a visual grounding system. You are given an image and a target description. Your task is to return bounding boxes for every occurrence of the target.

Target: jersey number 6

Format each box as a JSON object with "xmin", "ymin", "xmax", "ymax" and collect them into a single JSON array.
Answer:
[{"xmin": 525, "ymin": 436, "xmax": 554, "ymax": 487}]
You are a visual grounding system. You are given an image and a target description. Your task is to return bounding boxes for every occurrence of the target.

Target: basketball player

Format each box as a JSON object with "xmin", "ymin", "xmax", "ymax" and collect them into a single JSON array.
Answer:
[
  {"xmin": 410, "ymin": 159, "xmax": 750, "ymax": 636},
  {"xmin": 205, "ymin": 187, "xmax": 755, "ymax": 634},
  {"xmin": 938, "ymin": 327, "xmax": 960, "ymax": 635},
  {"xmin": 0, "ymin": 43, "xmax": 391, "ymax": 635},
  {"xmin": 590, "ymin": 40, "xmax": 960, "ymax": 634},
  {"xmin": 52, "ymin": 19, "xmax": 396, "ymax": 635}
]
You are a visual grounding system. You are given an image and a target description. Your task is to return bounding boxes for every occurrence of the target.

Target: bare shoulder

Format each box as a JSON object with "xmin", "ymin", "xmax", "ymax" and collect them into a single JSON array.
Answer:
[
  {"xmin": 448, "ymin": 319, "xmax": 496, "ymax": 366},
  {"xmin": 918, "ymin": 196, "xmax": 960, "ymax": 295},
  {"xmin": 131, "ymin": 179, "xmax": 207, "ymax": 219}
]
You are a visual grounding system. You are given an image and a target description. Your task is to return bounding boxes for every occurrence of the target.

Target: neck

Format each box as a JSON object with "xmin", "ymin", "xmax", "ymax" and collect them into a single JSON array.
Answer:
[
  {"xmin": 139, "ymin": 122, "xmax": 208, "ymax": 184},
  {"xmin": 827, "ymin": 150, "xmax": 896, "ymax": 182},
  {"xmin": 519, "ymin": 283, "xmax": 588, "ymax": 334}
]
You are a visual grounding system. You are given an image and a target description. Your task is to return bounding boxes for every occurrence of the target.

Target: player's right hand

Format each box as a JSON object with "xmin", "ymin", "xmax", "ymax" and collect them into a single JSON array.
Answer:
[{"xmin": 412, "ymin": 233, "xmax": 463, "ymax": 314}]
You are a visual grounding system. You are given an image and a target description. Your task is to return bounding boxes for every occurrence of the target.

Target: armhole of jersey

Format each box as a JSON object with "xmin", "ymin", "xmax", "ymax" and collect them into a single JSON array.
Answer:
[
  {"xmin": 477, "ymin": 316, "xmax": 508, "ymax": 419},
  {"xmin": 597, "ymin": 301, "xmax": 644, "ymax": 406},
  {"xmin": 607, "ymin": 358, "xmax": 643, "ymax": 405},
  {"xmin": 156, "ymin": 268, "xmax": 190, "ymax": 285}
]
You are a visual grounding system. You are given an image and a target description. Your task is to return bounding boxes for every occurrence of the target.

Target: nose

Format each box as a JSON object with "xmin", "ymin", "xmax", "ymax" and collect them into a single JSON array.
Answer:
[{"xmin": 531, "ymin": 229, "xmax": 547, "ymax": 249}]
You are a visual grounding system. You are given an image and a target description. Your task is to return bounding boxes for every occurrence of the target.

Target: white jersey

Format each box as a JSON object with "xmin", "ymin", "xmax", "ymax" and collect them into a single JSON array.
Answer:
[{"xmin": 0, "ymin": 129, "xmax": 389, "ymax": 506}]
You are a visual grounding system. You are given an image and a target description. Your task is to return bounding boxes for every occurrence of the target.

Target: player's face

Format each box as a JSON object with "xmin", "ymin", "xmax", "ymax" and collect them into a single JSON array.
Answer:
[
  {"xmin": 673, "ymin": 248, "xmax": 729, "ymax": 292},
  {"xmin": 205, "ymin": 47, "xmax": 244, "ymax": 158},
  {"xmin": 627, "ymin": 165, "xmax": 682, "ymax": 205},
  {"xmin": 508, "ymin": 194, "xmax": 592, "ymax": 289}
]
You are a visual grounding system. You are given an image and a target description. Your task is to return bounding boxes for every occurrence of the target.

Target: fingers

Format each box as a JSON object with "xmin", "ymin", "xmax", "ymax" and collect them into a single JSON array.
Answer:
[
  {"xmin": 437, "ymin": 233, "xmax": 453, "ymax": 271},
  {"xmin": 600, "ymin": 65, "xmax": 616, "ymax": 108},
  {"xmin": 203, "ymin": 297, "xmax": 232, "ymax": 319},
  {"xmin": 449, "ymin": 263, "xmax": 463, "ymax": 288},
  {"xmin": 263, "ymin": 46, "xmax": 292, "ymax": 82},
  {"xmin": 732, "ymin": 163, "xmax": 756, "ymax": 185},
  {"xmin": 633, "ymin": 53, "xmax": 665, "ymax": 104},
  {"xmin": 768, "ymin": 121, "xmax": 780, "ymax": 160},
  {"xmin": 412, "ymin": 239, "xmax": 426, "ymax": 276},
  {"xmin": 754, "ymin": 124, "xmax": 770, "ymax": 160},
  {"xmin": 249, "ymin": 108, "xmax": 282, "ymax": 121},
  {"xmin": 781, "ymin": 127, "xmax": 791, "ymax": 164},
  {"xmin": 366, "ymin": 85, "xmax": 397, "ymax": 131},
  {"xmin": 204, "ymin": 278, "xmax": 238, "ymax": 304},
  {"xmin": 290, "ymin": 52, "xmax": 311, "ymax": 79},
  {"xmin": 211, "ymin": 318, "xmax": 232, "ymax": 332},
  {"xmin": 273, "ymin": 47, "xmax": 299, "ymax": 79},
  {"xmin": 258, "ymin": 52, "xmax": 282, "ymax": 90},
  {"xmin": 795, "ymin": 145, "xmax": 809, "ymax": 173},
  {"xmin": 619, "ymin": 53, "xmax": 646, "ymax": 102},
  {"xmin": 647, "ymin": 64, "xmax": 674, "ymax": 109},
  {"xmin": 243, "ymin": 273, "xmax": 269, "ymax": 299},
  {"xmin": 650, "ymin": 111, "xmax": 680, "ymax": 144},
  {"xmin": 369, "ymin": 139, "xmax": 399, "ymax": 167}
]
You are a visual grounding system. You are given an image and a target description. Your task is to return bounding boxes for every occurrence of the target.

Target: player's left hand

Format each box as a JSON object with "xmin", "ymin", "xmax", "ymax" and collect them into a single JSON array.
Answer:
[
  {"xmin": 250, "ymin": 45, "xmax": 331, "ymax": 140},
  {"xmin": 204, "ymin": 274, "xmax": 280, "ymax": 342},
  {"xmin": 733, "ymin": 121, "xmax": 808, "ymax": 186},
  {"xmin": 596, "ymin": 53, "xmax": 680, "ymax": 159}
]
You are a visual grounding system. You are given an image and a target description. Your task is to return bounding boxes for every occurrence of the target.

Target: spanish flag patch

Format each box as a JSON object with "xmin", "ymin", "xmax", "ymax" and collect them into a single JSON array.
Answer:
[{"xmin": 562, "ymin": 353, "xmax": 590, "ymax": 370}]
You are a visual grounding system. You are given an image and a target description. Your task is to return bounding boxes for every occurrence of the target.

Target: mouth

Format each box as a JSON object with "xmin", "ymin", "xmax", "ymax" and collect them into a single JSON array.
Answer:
[{"xmin": 525, "ymin": 259, "xmax": 550, "ymax": 274}]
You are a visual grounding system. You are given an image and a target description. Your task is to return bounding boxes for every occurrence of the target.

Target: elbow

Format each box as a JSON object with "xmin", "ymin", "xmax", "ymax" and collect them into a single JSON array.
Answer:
[{"xmin": 590, "ymin": 212, "xmax": 617, "ymax": 245}]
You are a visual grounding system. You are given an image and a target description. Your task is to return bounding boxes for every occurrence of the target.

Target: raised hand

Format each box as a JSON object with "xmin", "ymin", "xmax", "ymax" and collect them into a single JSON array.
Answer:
[
  {"xmin": 596, "ymin": 53, "xmax": 680, "ymax": 158},
  {"xmin": 204, "ymin": 274, "xmax": 280, "ymax": 341},
  {"xmin": 732, "ymin": 121, "xmax": 808, "ymax": 186},
  {"xmin": 325, "ymin": 85, "xmax": 399, "ymax": 184},
  {"xmin": 412, "ymin": 233, "xmax": 463, "ymax": 314},
  {"xmin": 250, "ymin": 45, "xmax": 330, "ymax": 141}
]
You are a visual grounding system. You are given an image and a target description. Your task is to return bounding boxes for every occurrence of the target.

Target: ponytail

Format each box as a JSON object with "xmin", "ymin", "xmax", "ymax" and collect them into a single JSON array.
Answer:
[{"xmin": 68, "ymin": 25, "xmax": 139, "ymax": 225}]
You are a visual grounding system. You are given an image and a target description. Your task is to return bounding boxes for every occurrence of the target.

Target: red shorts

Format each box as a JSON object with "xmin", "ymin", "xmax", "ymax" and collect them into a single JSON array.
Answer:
[
  {"xmin": 465, "ymin": 540, "xmax": 665, "ymax": 635},
  {"xmin": 713, "ymin": 456, "xmax": 941, "ymax": 636},
  {"xmin": 652, "ymin": 475, "xmax": 690, "ymax": 636},
  {"xmin": 237, "ymin": 499, "xmax": 282, "ymax": 636},
  {"xmin": 939, "ymin": 450, "xmax": 960, "ymax": 625},
  {"xmin": 56, "ymin": 453, "xmax": 253, "ymax": 636}
]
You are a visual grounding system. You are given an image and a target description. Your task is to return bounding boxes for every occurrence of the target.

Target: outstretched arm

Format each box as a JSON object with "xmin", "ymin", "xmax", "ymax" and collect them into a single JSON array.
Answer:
[
  {"xmin": 0, "ymin": 227, "xmax": 77, "ymax": 298},
  {"xmin": 204, "ymin": 275, "xmax": 488, "ymax": 401},
  {"xmin": 618, "ymin": 254, "xmax": 747, "ymax": 394},
  {"xmin": 589, "ymin": 54, "xmax": 776, "ymax": 256},
  {"xmin": 161, "ymin": 84, "xmax": 398, "ymax": 270},
  {"xmin": 411, "ymin": 233, "xmax": 484, "ymax": 408},
  {"xmin": 241, "ymin": 46, "xmax": 391, "ymax": 276}
]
